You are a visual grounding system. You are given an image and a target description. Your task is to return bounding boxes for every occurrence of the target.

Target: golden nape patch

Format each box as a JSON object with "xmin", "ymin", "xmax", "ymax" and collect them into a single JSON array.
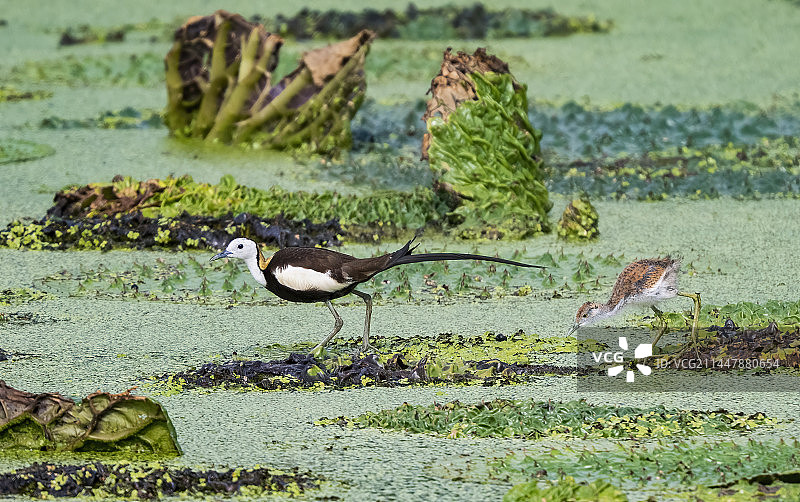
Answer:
[{"xmin": 258, "ymin": 249, "xmax": 272, "ymax": 270}]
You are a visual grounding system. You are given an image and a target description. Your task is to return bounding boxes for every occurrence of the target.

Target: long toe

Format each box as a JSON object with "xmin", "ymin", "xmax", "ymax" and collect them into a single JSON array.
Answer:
[{"xmin": 355, "ymin": 341, "xmax": 380, "ymax": 357}]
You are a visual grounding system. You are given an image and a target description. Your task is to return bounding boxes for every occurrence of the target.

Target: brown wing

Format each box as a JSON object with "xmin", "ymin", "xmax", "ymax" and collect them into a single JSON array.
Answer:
[
  {"xmin": 607, "ymin": 258, "xmax": 674, "ymax": 306},
  {"xmin": 339, "ymin": 254, "xmax": 394, "ymax": 282},
  {"xmin": 269, "ymin": 247, "xmax": 394, "ymax": 284}
]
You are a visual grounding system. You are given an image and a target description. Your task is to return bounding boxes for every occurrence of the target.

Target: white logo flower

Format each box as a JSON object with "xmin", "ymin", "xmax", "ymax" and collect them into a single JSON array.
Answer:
[{"xmin": 607, "ymin": 337, "xmax": 652, "ymax": 382}]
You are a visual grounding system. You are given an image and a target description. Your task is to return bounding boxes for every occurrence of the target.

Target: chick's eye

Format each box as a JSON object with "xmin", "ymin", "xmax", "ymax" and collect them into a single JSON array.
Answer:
[{"xmin": 237, "ymin": 243, "xmax": 244, "ymax": 249}]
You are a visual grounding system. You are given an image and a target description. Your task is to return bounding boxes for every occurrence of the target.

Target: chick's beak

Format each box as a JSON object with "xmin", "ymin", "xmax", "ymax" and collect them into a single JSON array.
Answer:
[
  {"xmin": 210, "ymin": 250, "xmax": 232, "ymax": 262},
  {"xmin": 566, "ymin": 323, "xmax": 580, "ymax": 337}
]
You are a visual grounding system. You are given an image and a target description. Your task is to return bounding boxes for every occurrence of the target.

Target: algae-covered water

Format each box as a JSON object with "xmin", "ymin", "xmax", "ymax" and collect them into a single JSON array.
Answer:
[{"xmin": 2, "ymin": 0, "xmax": 800, "ymax": 500}]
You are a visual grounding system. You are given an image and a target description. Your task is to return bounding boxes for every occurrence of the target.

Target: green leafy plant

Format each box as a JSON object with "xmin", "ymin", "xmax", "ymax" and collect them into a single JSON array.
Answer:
[
  {"xmin": 642, "ymin": 298, "xmax": 800, "ymax": 330},
  {"xmin": 426, "ymin": 69, "xmax": 552, "ymax": 237},
  {"xmin": 557, "ymin": 194, "xmax": 599, "ymax": 240},
  {"xmin": 504, "ymin": 477, "xmax": 626, "ymax": 502},
  {"xmin": 0, "ymin": 382, "xmax": 181, "ymax": 455},
  {"xmin": 493, "ymin": 439, "xmax": 800, "ymax": 492},
  {"xmin": 315, "ymin": 399, "xmax": 775, "ymax": 439}
]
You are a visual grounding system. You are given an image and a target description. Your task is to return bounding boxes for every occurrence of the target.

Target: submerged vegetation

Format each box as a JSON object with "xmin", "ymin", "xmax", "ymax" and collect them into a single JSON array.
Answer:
[
  {"xmin": 0, "ymin": 138, "xmax": 54, "ymax": 164},
  {"xmin": 316, "ymin": 399, "xmax": 777, "ymax": 439},
  {"xmin": 0, "ymin": 85, "xmax": 52, "ymax": 102},
  {"xmin": 265, "ymin": 3, "xmax": 611, "ymax": 40}
]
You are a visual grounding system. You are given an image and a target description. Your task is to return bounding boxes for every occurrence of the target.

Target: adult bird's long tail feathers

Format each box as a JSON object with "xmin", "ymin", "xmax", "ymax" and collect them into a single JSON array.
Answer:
[
  {"xmin": 390, "ymin": 252, "xmax": 543, "ymax": 269},
  {"xmin": 385, "ymin": 237, "xmax": 542, "ymax": 270}
]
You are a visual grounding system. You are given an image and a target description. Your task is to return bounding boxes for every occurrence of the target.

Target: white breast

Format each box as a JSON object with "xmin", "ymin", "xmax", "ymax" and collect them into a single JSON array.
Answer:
[{"xmin": 274, "ymin": 265, "xmax": 350, "ymax": 292}]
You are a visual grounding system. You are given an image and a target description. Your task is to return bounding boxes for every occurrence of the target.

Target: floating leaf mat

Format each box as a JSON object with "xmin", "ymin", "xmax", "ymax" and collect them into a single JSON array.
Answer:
[
  {"xmin": 156, "ymin": 351, "xmax": 582, "ymax": 393},
  {"xmin": 660, "ymin": 322, "xmax": 800, "ymax": 370},
  {"xmin": 154, "ymin": 331, "xmax": 598, "ymax": 392},
  {"xmin": 0, "ymin": 462, "xmax": 320, "ymax": 499}
]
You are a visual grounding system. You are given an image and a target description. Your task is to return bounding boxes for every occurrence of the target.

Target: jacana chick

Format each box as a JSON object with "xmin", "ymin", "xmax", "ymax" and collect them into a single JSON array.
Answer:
[
  {"xmin": 211, "ymin": 237, "xmax": 543, "ymax": 354},
  {"xmin": 567, "ymin": 258, "xmax": 701, "ymax": 352}
]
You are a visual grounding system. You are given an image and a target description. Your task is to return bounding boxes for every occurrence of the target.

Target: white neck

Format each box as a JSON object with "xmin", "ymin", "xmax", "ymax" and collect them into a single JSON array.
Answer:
[{"xmin": 243, "ymin": 254, "xmax": 267, "ymax": 287}]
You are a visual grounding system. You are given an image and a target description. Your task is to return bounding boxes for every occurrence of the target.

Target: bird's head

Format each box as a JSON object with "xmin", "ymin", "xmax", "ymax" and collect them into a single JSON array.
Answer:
[
  {"xmin": 210, "ymin": 238, "xmax": 259, "ymax": 262},
  {"xmin": 566, "ymin": 301, "xmax": 605, "ymax": 336}
]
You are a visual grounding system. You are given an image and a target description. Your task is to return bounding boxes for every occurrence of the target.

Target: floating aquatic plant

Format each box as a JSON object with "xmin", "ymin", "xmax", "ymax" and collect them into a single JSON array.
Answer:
[
  {"xmin": 9, "ymin": 53, "xmax": 165, "ymax": 87},
  {"xmin": 0, "ymin": 288, "xmax": 52, "ymax": 306},
  {"xmin": 47, "ymin": 174, "xmax": 450, "ymax": 228},
  {"xmin": 41, "ymin": 107, "xmax": 163, "ymax": 130},
  {"xmin": 504, "ymin": 477, "xmax": 626, "ymax": 502},
  {"xmin": 316, "ymin": 399, "xmax": 775, "ymax": 439},
  {"xmin": 534, "ymin": 101, "xmax": 800, "ymax": 161},
  {"xmin": 643, "ymin": 298, "xmax": 800, "ymax": 331},
  {"xmin": 58, "ymin": 24, "xmax": 126, "ymax": 45},
  {"xmin": 548, "ymin": 137, "xmax": 800, "ymax": 200},
  {"xmin": 32, "ymin": 249, "xmax": 617, "ymax": 305},
  {"xmin": 0, "ymin": 212, "xmax": 342, "ymax": 251}
]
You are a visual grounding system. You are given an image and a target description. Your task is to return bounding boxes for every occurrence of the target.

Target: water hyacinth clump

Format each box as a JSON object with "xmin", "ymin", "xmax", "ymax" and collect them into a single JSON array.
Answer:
[{"xmin": 426, "ymin": 70, "xmax": 552, "ymax": 237}]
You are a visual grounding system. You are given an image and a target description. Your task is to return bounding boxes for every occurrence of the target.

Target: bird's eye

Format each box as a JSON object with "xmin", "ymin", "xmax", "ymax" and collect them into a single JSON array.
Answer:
[{"xmin": 237, "ymin": 243, "xmax": 244, "ymax": 249}]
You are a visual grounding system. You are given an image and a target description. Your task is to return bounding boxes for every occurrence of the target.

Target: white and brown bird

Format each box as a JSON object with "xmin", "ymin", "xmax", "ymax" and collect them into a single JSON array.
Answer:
[
  {"xmin": 567, "ymin": 258, "xmax": 701, "ymax": 351},
  {"xmin": 211, "ymin": 237, "xmax": 543, "ymax": 354}
]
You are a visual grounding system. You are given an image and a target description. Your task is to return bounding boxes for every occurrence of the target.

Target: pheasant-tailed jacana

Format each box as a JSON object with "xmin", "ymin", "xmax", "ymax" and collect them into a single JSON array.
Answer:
[
  {"xmin": 211, "ymin": 237, "xmax": 543, "ymax": 353},
  {"xmin": 567, "ymin": 258, "xmax": 701, "ymax": 354}
]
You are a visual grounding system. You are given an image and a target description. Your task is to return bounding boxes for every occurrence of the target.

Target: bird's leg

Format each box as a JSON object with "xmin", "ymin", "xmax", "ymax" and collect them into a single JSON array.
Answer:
[
  {"xmin": 352, "ymin": 290, "xmax": 377, "ymax": 354},
  {"xmin": 650, "ymin": 305, "xmax": 669, "ymax": 349},
  {"xmin": 310, "ymin": 300, "xmax": 344, "ymax": 356},
  {"xmin": 677, "ymin": 292, "xmax": 702, "ymax": 358}
]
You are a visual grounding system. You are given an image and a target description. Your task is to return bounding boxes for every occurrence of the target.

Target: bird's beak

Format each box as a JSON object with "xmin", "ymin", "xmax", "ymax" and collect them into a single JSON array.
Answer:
[
  {"xmin": 210, "ymin": 250, "xmax": 232, "ymax": 262},
  {"xmin": 566, "ymin": 323, "xmax": 580, "ymax": 337}
]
